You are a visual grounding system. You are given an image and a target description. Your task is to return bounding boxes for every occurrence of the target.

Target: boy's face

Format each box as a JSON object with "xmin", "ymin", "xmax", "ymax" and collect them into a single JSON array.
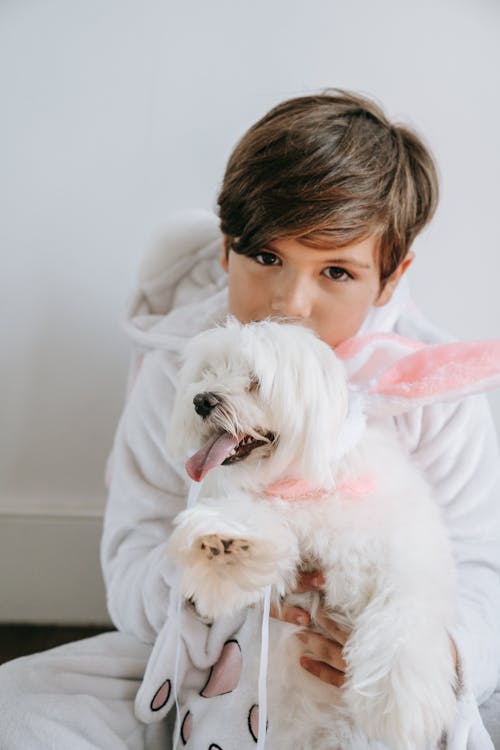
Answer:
[{"xmin": 220, "ymin": 235, "xmax": 412, "ymax": 349}]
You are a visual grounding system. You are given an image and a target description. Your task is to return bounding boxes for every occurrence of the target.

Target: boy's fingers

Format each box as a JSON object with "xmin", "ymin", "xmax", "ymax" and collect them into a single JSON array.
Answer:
[
  {"xmin": 269, "ymin": 603, "xmax": 310, "ymax": 626},
  {"xmin": 294, "ymin": 571, "xmax": 325, "ymax": 592},
  {"xmin": 296, "ymin": 631, "xmax": 347, "ymax": 673},
  {"xmin": 314, "ymin": 610, "xmax": 350, "ymax": 646},
  {"xmin": 300, "ymin": 656, "xmax": 345, "ymax": 688}
]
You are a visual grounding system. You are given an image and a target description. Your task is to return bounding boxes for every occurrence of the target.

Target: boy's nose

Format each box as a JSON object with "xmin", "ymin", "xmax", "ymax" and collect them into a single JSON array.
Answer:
[{"xmin": 271, "ymin": 275, "xmax": 314, "ymax": 320}]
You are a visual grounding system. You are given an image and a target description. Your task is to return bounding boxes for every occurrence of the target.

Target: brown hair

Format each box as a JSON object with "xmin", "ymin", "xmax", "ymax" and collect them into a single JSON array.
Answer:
[{"xmin": 217, "ymin": 89, "xmax": 439, "ymax": 283}]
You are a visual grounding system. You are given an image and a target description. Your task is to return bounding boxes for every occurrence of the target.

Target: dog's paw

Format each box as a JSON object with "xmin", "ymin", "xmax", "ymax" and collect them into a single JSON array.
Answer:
[
  {"xmin": 174, "ymin": 529, "xmax": 278, "ymax": 619},
  {"xmin": 199, "ymin": 534, "xmax": 251, "ymax": 562},
  {"xmin": 168, "ymin": 503, "xmax": 299, "ymax": 619}
]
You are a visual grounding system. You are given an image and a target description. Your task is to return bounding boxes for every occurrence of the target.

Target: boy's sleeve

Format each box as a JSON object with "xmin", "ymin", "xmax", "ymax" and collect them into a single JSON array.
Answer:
[
  {"xmin": 397, "ymin": 394, "xmax": 500, "ymax": 704},
  {"xmin": 100, "ymin": 346, "xmax": 187, "ymax": 643}
]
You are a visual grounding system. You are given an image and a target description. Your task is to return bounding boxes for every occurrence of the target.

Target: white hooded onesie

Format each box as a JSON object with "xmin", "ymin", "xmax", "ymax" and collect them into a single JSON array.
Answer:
[{"xmin": 0, "ymin": 210, "xmax": 498, "ymax": 750}]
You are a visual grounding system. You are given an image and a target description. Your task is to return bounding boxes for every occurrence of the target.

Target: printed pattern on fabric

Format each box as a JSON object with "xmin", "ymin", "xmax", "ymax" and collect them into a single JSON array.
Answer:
[
  {"xmin": 200, "ymin": 640, "xmax": 242, "ymax": 698},
  {"xmin": 180, "ymin": 710, "xmax": 192, "ymax": 745},
  {"xmin": 247, "ymin": 704, "xmax": 259, "ymax": 743},
  {"xmin": 164, "ymin": 610, "xmax": 265, "ymax": 748},
  {"xmin": 150, "ymin": 678, "xmax": 171, "ymax": 712}
]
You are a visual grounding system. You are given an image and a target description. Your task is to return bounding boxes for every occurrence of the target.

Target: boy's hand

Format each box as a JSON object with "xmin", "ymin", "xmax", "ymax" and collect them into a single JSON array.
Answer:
[
  {"xmin": 270, "ymin": 570, "xmax": 460, "ymax": 689},
  {"xmin": 269, "ymin": 572, "xmax": 349, "ymax": 688}
]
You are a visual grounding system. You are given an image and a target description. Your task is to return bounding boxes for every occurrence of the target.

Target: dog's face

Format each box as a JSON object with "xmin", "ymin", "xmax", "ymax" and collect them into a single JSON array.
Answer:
[
  {"xmin": 169, "ymin": 318, "xmax": 349, "ymax": 489},
  {"xmin": 182, "ymin": 350, "xmax": 277, "ymax": 481}
]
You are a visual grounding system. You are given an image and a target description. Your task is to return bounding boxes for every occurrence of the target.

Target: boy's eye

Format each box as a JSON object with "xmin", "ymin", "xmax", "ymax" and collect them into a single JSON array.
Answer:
[
  {"xmin": 253, "ymin": 252, "xmax": 280, "ymax": 266},
  {"xmin": 323, "ymin": 266, "xmax": 352, "ymax": 282}
]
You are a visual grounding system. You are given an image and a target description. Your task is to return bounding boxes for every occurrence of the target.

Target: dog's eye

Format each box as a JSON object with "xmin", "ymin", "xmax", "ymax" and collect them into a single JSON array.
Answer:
[{"xmin": 247, "ymin": 374, "xmax": 260, "ymax": 393}]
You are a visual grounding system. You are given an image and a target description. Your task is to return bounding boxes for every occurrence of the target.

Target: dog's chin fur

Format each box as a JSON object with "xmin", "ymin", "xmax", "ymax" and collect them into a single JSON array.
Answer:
[{"xmin": 167, "ymin": 319, "xmax": 458, "ymax": 750}]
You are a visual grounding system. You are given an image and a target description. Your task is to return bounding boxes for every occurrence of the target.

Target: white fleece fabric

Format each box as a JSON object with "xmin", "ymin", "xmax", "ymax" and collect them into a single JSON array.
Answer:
[
  {"xmin": 0, "ymin": 210, "xmax": 498, "ymax": 749},
  {"xmin": 104, "ymin": 210, "xmax": 500, "ymax": 748}
]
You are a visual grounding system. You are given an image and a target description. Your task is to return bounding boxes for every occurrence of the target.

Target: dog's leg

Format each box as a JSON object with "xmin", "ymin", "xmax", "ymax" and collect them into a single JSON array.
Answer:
[
  {"xmin": 168, "ymin": 499, "xmax": 299, "ymax": 619},
  {"xmin": 340, "ymin": 590, "xmax": 457, "ymax": 750}
]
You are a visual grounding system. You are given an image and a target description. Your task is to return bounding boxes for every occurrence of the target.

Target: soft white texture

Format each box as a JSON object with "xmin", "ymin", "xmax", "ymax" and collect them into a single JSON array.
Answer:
[
  {"xmin": 100, "ymin": 210, "xmax": 500, "ymax": 749},
  {"xmin": 167, "ymin": 319, "xmax": 458, "ymax": 749}
]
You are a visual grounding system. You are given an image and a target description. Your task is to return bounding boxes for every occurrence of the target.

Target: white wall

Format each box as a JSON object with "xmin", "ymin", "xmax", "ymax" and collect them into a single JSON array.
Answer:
[{"xmin": 1, "ymin": 0, "xmax": 499, "ymax": 623}]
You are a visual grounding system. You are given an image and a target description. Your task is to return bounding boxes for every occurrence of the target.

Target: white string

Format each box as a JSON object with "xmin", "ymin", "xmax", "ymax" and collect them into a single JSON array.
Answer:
[
  {"xmin": 171, "ymin": 479, "xmax": 202, "ymax": 747},
  {"xmin": 187, "ymin": 479, "xmax": 201, "ymax": 509},
  {"xmin": 170, "ymin": 574, "xmax": 182, "ymax": 749},
  {"xmin": 257, "ymin": 585, "xmax": 271, "ymax": 750}
]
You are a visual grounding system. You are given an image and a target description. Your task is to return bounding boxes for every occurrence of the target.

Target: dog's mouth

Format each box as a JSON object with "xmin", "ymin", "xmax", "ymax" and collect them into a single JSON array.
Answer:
[
  {"xmin": 186, "ymin": 430, "xmax": 275, "ymax": 482},
  {"xmin": 222, "ymin": 433, "xmax": 275, "ymax": 466}
]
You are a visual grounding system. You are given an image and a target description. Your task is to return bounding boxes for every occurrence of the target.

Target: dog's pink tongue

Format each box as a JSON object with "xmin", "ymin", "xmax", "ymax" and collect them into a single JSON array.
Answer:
[{"xmin": 186, "ymin": 432, "xmax": 239, "ymax": 482}]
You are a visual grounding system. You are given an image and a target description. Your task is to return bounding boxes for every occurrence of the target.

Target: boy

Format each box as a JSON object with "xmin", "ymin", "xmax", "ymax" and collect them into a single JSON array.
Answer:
[{"xmin": 0, "ymin": 90, "xmax": 499, "ymax": 748}]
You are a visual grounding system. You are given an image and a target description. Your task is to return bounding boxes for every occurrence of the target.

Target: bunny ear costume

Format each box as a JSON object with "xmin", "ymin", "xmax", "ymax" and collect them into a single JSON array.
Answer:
[{"xmin": 0, "ymin": 210, "xmax": 499, "ymax": 749}]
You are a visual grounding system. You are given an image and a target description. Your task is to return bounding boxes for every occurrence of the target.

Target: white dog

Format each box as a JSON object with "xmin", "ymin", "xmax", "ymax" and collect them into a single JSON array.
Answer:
[{"xmin": 166, "ymin": 319, "xmax": 500, "ymax": 750}]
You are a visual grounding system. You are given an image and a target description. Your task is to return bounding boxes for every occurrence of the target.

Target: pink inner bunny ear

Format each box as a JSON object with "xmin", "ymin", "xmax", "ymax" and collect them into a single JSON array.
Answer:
[
  {"xmin": 335, "ymin": 333, "xmax": 425, "ymax": 386},
  {"xmin": 370, "ymin": 340, "xmax": 500, "ymax": 401}
]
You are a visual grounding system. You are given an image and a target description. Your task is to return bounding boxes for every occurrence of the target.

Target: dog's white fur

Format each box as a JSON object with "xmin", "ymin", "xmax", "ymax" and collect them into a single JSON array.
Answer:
[{"xmin": 168, "ymin": 319, "xmax": 457, "ymax": 750}]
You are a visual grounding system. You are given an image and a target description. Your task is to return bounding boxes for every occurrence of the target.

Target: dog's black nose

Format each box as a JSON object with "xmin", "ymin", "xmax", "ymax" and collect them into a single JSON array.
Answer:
[{"xmin": 193, "ymin": 392, "xmax": 220, "ymax": 418}]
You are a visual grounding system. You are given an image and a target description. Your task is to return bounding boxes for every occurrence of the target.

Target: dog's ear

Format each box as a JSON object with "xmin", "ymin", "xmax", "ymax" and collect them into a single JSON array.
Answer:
[{"xmin": 337, "ymin": 335, "xmax": 500, "ymax": 417}]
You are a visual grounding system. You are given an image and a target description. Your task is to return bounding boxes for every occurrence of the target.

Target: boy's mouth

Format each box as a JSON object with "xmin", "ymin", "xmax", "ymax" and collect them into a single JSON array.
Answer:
[{"xmin": 186, "ymin": 430, "xmax": 275, "ymax": 481}]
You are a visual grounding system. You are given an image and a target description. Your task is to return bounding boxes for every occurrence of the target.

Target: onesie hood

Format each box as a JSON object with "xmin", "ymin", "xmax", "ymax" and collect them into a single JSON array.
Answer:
[{"xmin": 124, "ymin": 210, "xmax": 228, "ymax": 353}]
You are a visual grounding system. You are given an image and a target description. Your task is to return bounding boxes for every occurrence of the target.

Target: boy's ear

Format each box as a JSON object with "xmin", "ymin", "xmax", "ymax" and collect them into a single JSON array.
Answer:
[
  {"xmin": 219, "ymin": 233, "xmax": 229, "ymax": 272},
  {"xmin": 374, "ymin": 252, "xmax": 414, "ymax": 308}
]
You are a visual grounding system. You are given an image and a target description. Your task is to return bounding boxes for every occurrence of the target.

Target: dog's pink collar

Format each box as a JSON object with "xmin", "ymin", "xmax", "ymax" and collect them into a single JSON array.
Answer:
[{"xmin": 262, "ymin": 476, "xmax": 375, "ymax": 501}]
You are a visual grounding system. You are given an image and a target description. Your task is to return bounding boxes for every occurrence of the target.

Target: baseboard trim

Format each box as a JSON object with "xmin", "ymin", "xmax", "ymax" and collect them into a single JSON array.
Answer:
[{"xmin": 0, "ymin": 493, "xmax": 105, "ymax": 520}]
